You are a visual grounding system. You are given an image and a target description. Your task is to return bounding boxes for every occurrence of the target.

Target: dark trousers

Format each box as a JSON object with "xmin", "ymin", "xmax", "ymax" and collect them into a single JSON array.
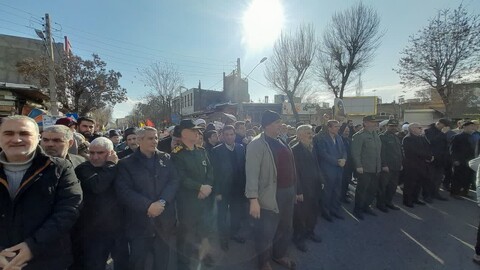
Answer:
[
  {"xmin": 341, "ymin": 165, "xmax": 353, "ymax": 198},
  {"xmin": 476, "ymin": 216, "xmax": 480, "ymax": 255},
  {"xmin": 403, "ymin": 167, "xmax": 431, "ymax": 204},
  {"xmin": 70, "ymin": 234, "xmax": 129, "ymax": 270},
  {"xmin": 322, "ymin": 171, "xmax": 342, "ymax": 215},
  {"xmin": 129, "ymin": 235, "xmax": 170, "ymax": 270},
  {"xmin": 452, "ymin": 164, "xmax": 475, "ymax": 195},
  {"xmin": 430, "ymin": 165, "xmax": 445, "ymax": 196},
  {"xmin": 377, "ymin": 170, "xmax": 399, "ymax": 208},
  {"xmin": 217, "ymin": 196, "xmax": 247, "ymax": 240},
  {"xmin": 443, "ymin": 160, "xmax": 453, "ymax": 190},
  {"xmin": 253, "ymin": 186, "xmax": 295, "ymax": 268},
  {"xmin": 354, "ymin": 172, "xmax": 378, "ymax": 211},
  {"xmin": 293, "ymin": 196, "xmax": 319, "ymax": 241}
]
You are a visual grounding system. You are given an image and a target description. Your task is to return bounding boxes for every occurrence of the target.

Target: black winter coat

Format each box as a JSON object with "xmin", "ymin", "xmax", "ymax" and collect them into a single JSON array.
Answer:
[
  {"xmin": 424, "ymin": 124, "xmax": 449, "ymax": 167},
  {"xmin": 451, "ymin": 132, "xmax": 475, "ymax": 165},
  {"xmin": 402, "ymin": 134, "xmax": 433, "ymax": 178},
  {"xmin": 115, "ymin": 149, "xmax": 179, "ymax": 239},
  {"xmin": 0, "ymin": 147, "xmax": 82, "ymax": 270},
  {"xmin": 74, "ymin": 161, "xmax": 124, "ymax": 236},
  {"xmin": 211, "ymin": 143, "xmax": 246, "ymax": 199},
  {"xmin": 292, "ymin": 142, "xmax": 324, "ymax": 199}
]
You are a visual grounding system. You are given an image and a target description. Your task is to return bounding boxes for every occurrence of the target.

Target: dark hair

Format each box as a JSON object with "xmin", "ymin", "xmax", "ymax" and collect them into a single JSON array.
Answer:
[
  {"xmin": 222, "ymin": 125, "xmax": 235, "ymax": 133},
  {"xmin": 203, "ymin": 130, "xmax": 217, "ymax": 141},
  {"xmin": 77, "ymin": 116, "xmax": 96, "ymax": 125},
  {"xmin": 314, "ymin": 125, "xmax": 322, "ymax": 134},
  {"xmin": 234, "ymin": 121, "xmax": 245, "ymax": 129}
]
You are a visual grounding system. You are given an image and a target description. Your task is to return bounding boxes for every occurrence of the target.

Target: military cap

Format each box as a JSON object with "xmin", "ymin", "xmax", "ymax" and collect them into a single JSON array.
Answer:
[
  {"xmin": 173, "ymin": 119, "xmax": 203, "ymax": 137},
  {"xmin": 363, "ymin": 115, "xmax": 381, "ymax": 122},
  {"xmin": 387, "ymin": 119, "xmax": 399, "ymax": 126}
]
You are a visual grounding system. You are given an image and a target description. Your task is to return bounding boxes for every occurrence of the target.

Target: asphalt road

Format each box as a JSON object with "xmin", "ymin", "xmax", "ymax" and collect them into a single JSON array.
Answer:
[{"xmin": 188, "ymin": 187, "xmax": 480, "ymax": 270}]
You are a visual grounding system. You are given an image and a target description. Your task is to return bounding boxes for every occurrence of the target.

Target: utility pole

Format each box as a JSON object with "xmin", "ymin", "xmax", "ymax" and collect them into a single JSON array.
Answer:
[{"xmin": 45, "ymin": 13, "xmax": 58, "ymax": 115}]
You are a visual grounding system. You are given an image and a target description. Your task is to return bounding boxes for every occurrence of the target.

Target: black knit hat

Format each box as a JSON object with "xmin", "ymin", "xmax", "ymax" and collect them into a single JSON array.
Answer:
[
  {"xmin": 261, "ymin": 110, "xmax": 281, "ymax": 128},
  {"xmin": 124, "ymin": 127, "xmax": 137, "ymax": 139}
]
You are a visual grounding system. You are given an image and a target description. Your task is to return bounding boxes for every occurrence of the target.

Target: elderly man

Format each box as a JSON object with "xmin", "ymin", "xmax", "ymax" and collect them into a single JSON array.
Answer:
[
  {"xmin": 40, "ymin": 125, "xmax": 86, "ymax": 167},
  {"xmin": 402, "ymin": 123, "xmax": 434, "ymax": 207},
  {"xmin": 71, "ymin": 137, "xmax": 128, "ymax": 270},
  {"xmin": 292, "ymin": 125, "xmax": 324, "ymax": 252},
  {"xmin": 352, "ymin": 115, "xmax": 382, "ymax": 220},
  {"xmin": 172, "ymin": 120, "xmax": 215, "ymax": 270},
  {"xmin": 116, "ymin": 127, "xmax": 179, "ymax": 270},
  {"xmin": 246, "ymin": 110, "xmax": 296, "ymax": 270},
  {"xmin": 211, "ymin": 125, "xmax": 246, "ymax": 251},
  {"xmin": 315, "ymin": 120, "xmax": 347, "ymax": 221},
  {"xmin": 0, "ymin": 115, "xmax": 82, "ymax": 270}
]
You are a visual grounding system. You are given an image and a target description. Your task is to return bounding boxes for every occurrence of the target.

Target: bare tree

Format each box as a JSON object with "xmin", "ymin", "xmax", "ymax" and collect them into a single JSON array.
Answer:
[
  {"xmin": 414, "ymin": 89, "xmax": 432, "ymax": 102},
  {"xmin": 316, "ymin": 2, "xmax": 384, "ymax": 99},
  {"xmin": 140, "ymin": 62, "xmax": 183, "ymax": 126},
  {"xmin": 265, "ymin": 24, "xmax": 317, "ymax": 122},
  {"xmin": 90, "ymin": 106, "xmax": 113, "ymax": 130},
  {"xmin": 396, "ymin": 5, "xmax": 480, "ymax": 117}
]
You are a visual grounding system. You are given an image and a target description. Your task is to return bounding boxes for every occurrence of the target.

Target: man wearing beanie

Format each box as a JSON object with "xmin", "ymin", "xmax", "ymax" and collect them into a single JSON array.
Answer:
[
  {"xmin": 117, "ymin": 128, "xmax": 139, "ymax": 159},
  {"xmin": 246, "ymin": 110, "xmax": 297, "ymax": 270}
]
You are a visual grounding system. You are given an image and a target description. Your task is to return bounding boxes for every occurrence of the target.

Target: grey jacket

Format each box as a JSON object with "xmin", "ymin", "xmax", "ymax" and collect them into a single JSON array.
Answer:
[{"xmin": 245, "ymin": 133, "xmax": 279, "ymax": 213}]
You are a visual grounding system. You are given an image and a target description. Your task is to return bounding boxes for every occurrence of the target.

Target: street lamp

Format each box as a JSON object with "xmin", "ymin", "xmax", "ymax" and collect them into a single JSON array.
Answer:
[{"xmin": 245, "ymin": 57, "xmax": 268, "ymax": 79}]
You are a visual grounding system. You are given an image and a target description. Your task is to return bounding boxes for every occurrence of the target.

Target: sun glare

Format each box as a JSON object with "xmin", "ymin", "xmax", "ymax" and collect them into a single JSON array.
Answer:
[{"xmin": 242, "ymin": 0, "xmax": 284, "ymax": 51}]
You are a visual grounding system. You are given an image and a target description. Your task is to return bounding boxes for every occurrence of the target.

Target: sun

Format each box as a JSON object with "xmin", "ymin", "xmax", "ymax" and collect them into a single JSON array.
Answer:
[{"xmin": 242, "ymin": 0, "xmax": 285, "ymax": 51}]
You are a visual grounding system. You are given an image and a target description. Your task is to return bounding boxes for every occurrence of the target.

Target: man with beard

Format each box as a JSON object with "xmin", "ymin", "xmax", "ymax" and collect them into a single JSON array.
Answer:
[
  {"xmin": 41, "ymin": 125, "xmax": 86, "ymax": 167},
  {"xmin": 116, "ymin": 127, "xmax": 179, "ymax": 270},
  {"xmin": 117, "ymin": 127, "xmax": 138, "ymax": 159},
  {"xmin": 211, "ymin": 125, "xmax": 246, "ymax": 251},
  {"xmin": 292, "ymin": 125, "xmax": 324, "ymax": 252},
  {"xmin": 76, "ymin": 116, "xmax": 96, "ymax": 142},
  {"xmin": 402, "ymin": 123, "xmax": 434, "ymax": 207},
  {"xmin": 235, "ymin": 121, "xmax": 248, "ymax": 147},
  {"xmin": 246, "ymin": 110, "xmax": 296, "ymax": 270},
  {"xmin": 424, "ymin": 118, "xmax": 450, "ymax": 201},
  {"xmin": 451, "ymin": 121, "xmax": 476, "ymax": 198},
  {"xmin": 0, "ymin": 115, "xmax": 82, "ymax": 270}
]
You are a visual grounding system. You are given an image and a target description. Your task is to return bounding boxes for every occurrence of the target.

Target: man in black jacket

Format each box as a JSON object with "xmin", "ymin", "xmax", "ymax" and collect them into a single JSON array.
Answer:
[
  {"xmin": 0, "ymin": 115, "xmax": 82, "ymax": 270},
  {"xmin": 450, "ymin": 121, "xmax": 476, "ymax": 198},
  {"xmin": 291, "ymin": 125, "xmax": 324, "ymax": 252},
  {"xmin": 211, "ymin": 125, "xmax": 246, "ymax": 251},
  {"xmin": 402, "ymin": 123, "xmax": 434, "ymax": 207},
  {"xmin": 116, "ymin": 127, "xmax": 179, "ymax": 270},
  {"xmin": 424, "ymin": 119, "xmax": 450, "ymax": 200},
  {"xmin": 71, "ymin": 137, "xmax": 128, "ymax": 270},
  {"xmin": 117, "ymin": 127, "xmax": 138, "ymax": 159}
]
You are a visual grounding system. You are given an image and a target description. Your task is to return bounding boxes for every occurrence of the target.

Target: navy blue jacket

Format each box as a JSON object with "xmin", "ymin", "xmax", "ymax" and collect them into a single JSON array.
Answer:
[
  {"xmin": 211, "ymin": 143, "xmax": 246, "ymax": 199},
  {"xmin": 115, "ymin": 149, "xmax": 179, "ymax": 238}
]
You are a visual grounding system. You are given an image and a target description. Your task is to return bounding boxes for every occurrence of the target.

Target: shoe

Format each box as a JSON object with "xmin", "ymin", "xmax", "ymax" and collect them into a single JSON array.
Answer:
[
  {"xmin": 331, "ymin": 212, "xmax": 345, "ymax": 220},
  {"xmin": 294, "ymin": 240, "xmax": 308, "ymax": 252},
  {"xmin": 386, "ymin": 204, "xmax": 400, "ymax": 210},
  {"xmin": 423, "ymin": 197, "xmax": 433, "ymax": 204},
  {"xmin": 231, "ymin": 235, "xmax": 246, "ymax": 244},
  {"xmin": 322, "ymin": 213, "xmax": 333, "ymax": 222},
  {"xmin": 353, "ymin": 210, "xmax": 364, "ymax": 220},
  {"xmin": 377, "ymin": 206, "xmax": 389, "ymax": 213},
  {"xmin": 273, "ymin": 257, "xmax": 296, "ymax": 270},
  {"xmin": 308, "ymin": 233, "xmax": 322, "ymax": 243},
  {"xmin": 434, "ymin": 195, "xmax": 448, "ymax": 201},
  {"xmin": 260, "ymin": 262, "xmax": 273, "ymax": 270},
  {"xmin": 364, "ymin": 208, "xmax": 377, "ymax": 216},
  {"xmin": 413, "ymin": 200, "xmax": 426, "ymax": 205},
  {"xmin": 220, "ymin": 239, "xmax": 229, "ymax": 251},
  {"xmin": 202, "ymin": 254, "xmax": 215, "ymax": 268},
  {"xmin": 403, "ymin": 202, "xmax": 414, "ymax": 208},
  {"xmin": 473, "ymin": 254, "xmax": 480, "ymax": 265}
]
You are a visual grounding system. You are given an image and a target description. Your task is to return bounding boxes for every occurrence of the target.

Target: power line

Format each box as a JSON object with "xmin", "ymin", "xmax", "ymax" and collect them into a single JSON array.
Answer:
[
  {"xmin": 0, "ymin": 3, "xmax": 43, "ymax": 24},
  {"xmin": 207, "ymin": 78, "xmax": 223, "ymax": 90}
]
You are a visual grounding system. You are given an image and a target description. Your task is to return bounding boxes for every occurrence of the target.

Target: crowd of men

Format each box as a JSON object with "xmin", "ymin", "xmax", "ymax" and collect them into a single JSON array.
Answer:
[{"xmin": 0, "ymin": 111, "xmax": 479, "ymax": 270}]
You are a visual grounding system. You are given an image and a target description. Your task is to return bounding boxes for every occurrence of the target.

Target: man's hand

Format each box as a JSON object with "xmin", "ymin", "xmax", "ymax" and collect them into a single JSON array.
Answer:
[
  {"xmin": 215, "ymin": 194, "xmax": 222, "ymax": 201},
  {"xmin": 2, "ymin": 242, "xmax": 32, "ymax": 270},
  {"xmin": 199, "ymin": 185, "xmax": 212, "ymax": 198},
  {"xmin": 382, "ymin": 166, "xmax": 389, "ymax": 173},
  {"xmin": 296, "ymin": 194, "xmax": 304, "ymax": 203},
  {"xmin": 249, "ymin": 199, "xmax": 261, "ymax": 219},
  {"xmin": 356, "ymin": 167, "xmax": 364, "ymax": 174},
  {"xmin": 107, "ymin": 150, "xmax": 118, "ymax": 164},
  {"xmin": 338, "ymin": 159, "xmax": 346, "ymax": 168},
  {"xmin": 147, "ymin": 201, "xmax": 164, "ymax": 218}
]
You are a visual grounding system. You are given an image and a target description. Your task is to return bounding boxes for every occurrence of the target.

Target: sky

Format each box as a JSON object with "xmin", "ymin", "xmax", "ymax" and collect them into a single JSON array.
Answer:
[{"xmin": 1, "ymin": 0, "xmax": 479, "ymax": 118}]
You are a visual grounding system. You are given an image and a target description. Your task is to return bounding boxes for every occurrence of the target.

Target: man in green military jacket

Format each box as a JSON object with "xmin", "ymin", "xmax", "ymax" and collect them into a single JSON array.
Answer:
[
  {"xmin": 377, "ymin": 119, "xmax": 403, "ymax": 212},
  {"xmin": 352, "ymin": 115, "xmax": 382, "ymax": 220},
  {"xmin": 171, "ymin": 119, "xmax": 215, "ymax": 270}
]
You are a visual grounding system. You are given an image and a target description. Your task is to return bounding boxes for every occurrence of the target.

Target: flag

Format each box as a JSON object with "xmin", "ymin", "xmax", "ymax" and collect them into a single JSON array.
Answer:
[
  {"xmin": 64, "ymin": 36, "xmax": 72, "ymax": 57},
  {"xmin": 146, "ymin": 119, "xmax": 155, "ymax": 127},
  {"xmin": 139, "ymin": 122, "xmax": 145, "ymax": 128}
]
